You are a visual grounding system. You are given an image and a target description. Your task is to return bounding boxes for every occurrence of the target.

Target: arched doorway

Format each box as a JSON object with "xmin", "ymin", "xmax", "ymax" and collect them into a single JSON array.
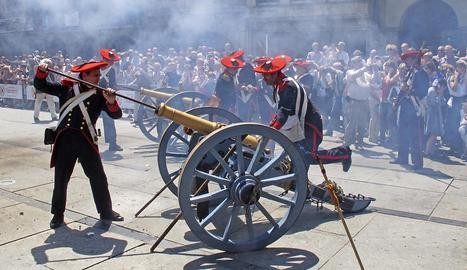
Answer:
[{"xmin": 400, "ymin": 0, "xmax": 458, "ymax": 49}]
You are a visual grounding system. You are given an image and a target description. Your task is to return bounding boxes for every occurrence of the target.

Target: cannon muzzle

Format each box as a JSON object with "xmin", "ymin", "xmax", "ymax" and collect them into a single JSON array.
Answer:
[
  {"xmin": 141, "ymin": 88, "xmax": 175, "ymax": 100},
  {"xmin": 155, "ymin": 103, "xmax": 259, "ymax": 147},
  {"xmin": 141, "ymin": 88, "xmax": 205, "ymax": 106}
]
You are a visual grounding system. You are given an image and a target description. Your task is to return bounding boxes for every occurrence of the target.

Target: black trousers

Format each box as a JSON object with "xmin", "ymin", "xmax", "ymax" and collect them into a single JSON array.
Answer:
[
  {"xmin": 397, "ymin": 116, "xmax": 424, "ymax": 167},
  {"xmin": 51, "ymin": 131, "xmax": 112, "ymax": 215},
  {"xmin": 297, "ymin": 122, "xmax": 350, "ymax": 166}
]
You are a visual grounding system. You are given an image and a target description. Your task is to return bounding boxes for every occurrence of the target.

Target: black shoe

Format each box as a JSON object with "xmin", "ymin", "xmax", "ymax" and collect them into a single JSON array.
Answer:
[
  {"xmin": 34, "ymin": 117, "xmax": 40, "ymax": 123},
  {"xmin": 390, "ymin": 159, "xmax": 408, "ymax": 165},
  {"xmin": 100, "ymin": 210, "xmax": 124, "ymax": 222},
  {"xmin": 52, "ymin": 116, "xmax": 58, "ymax": 121},
  {"xmin": 342, "ymin": 146, "xmax": 352, "ymax": 172},
  {"xmin": 108, "ymin": 144, "xmax": 123, "ymax": 151},
  {"xmin": 50, "ymin": 214, "xmax": 64, "ymax": 229},
  {"xmin": 411, "ymin": 164, "xmax": 423, "ymax": 171}
]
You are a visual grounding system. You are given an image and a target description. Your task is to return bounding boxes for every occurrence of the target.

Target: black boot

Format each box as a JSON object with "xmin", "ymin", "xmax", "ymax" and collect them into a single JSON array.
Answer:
[
  {"xmin": 50, "ymin": 213, "xmax": 64, "ymax": 229},
  {"xmin": 342, "ymin": 146, "xmax": 352, "ymax": 172},
  {"xmin": 100, "ymin": 210, "xmax": 124, "ymax": 222}
]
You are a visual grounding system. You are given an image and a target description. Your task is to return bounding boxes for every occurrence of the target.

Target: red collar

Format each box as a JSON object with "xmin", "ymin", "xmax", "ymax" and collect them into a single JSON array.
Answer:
[{"xmin": 274, "ymin": 72, "xmax": 288, "ymax": 93}]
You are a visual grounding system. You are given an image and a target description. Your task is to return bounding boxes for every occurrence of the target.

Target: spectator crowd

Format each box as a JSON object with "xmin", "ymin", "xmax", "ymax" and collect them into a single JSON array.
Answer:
[{"xmin": 1, "ymin": 41, "xmax": 466, "ymax": 163}]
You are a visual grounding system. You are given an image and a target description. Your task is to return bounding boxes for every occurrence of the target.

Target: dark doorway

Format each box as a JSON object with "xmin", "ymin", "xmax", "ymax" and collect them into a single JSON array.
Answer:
[{"xmin": 400, "ymin": 0, "xmax": 458, "ymax": 49}]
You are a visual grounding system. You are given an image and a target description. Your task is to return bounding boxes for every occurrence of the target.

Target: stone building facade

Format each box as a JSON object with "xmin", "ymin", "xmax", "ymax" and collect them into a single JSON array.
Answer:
[{"xmin": 0, "ymin": 0, "xmax": 465, "ymax": 57}]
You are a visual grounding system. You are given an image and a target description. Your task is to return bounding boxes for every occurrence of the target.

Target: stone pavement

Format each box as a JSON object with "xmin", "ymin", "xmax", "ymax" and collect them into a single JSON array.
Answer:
[{"xmin": 0, "ymin": 107, "xmax": 466, "ymax": 270}]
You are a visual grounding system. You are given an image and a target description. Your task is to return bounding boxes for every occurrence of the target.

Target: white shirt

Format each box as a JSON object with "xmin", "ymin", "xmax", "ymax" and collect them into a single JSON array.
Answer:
[
  {"xmin": 448, "ymin": 73, "xmax": 466, "ymax": 97},
  {"xmin": 345, "ymin": 68, "xmax": 371, "ymax": 101}
]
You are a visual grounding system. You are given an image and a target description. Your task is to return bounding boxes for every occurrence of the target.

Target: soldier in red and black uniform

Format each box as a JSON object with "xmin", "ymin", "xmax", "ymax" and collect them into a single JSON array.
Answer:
[
  {"xmin": 34, "ymin": 60, "xmax": 124, "ymax": 229},
  {"xmin": 254, "ymin": 58, "xmax": 352, "ymax": 171},
  {"xmin": 391, "ymin": 49, "xmax": 429, "ymax": 170},
  {"xmin": 214, "ymin": 55, "xmax": 245, "ymax": 115},
  {"xmin": 234, "ymin": 50, "xmax": 259, "ymax": 121},
  {"xmin": 254, "ymin": 56, "xmax": 275, "ymax": 124}
]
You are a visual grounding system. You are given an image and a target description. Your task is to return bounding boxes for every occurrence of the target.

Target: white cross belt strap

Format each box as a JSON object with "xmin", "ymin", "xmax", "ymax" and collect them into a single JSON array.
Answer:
[
  {"xmin": 274, "ymin": 78, "xmax": 307, "ymax": 142},
  {"xmin": 56, "ymin": 89, "xmax": 96, "ymax": 129},
  {"xmin": 72, "ymin": 85, "xmax": 99, "ymax": 143}
]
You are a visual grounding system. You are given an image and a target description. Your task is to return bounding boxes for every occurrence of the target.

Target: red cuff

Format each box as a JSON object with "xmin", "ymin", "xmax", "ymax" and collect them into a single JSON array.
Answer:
[
  {"xmin": 270, "ymin": 120, "xmax": 282, "ymax": 130},
  {"xmin": 35, "ymin": 67, "xmax": 48, "ymax": 79},
  {"xmin": 106, "ymin": 101, "xmax": 120, "ymax": 113},
  {"xmin": 61, "ymin": 78, "xmax": 77, "ymax": 87}
]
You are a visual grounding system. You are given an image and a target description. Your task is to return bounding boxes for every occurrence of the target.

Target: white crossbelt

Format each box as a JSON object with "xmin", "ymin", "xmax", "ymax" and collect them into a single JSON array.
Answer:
[{"xmin": 73, "ymin": 85, "xmax": 99, "ymax": 143}]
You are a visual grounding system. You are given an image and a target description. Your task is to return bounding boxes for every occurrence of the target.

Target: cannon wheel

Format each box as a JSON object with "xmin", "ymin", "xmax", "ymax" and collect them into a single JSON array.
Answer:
[
  {"xmin": 165, "ymin": 91, "xmax": 208, "ymax": 113},
  {"xmin": 158, "ymin": 106, "xmax": 242, "ymax": 196},
  {"xmin": 137, "ymin": 91, "xmax": 207, "ymax": 142},
  {"xmin": 178, "ymin": 123, "xmax": 308, "ymax": 252}
]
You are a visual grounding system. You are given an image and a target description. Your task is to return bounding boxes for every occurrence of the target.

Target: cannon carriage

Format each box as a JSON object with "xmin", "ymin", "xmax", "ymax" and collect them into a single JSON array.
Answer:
[
  {"xmin": 150, "ymin": 103, "xmax": 309, "ymax": 252},
  {"xmin": 139, "ymin": 102, "xmax": 374, "ymax": 254}
]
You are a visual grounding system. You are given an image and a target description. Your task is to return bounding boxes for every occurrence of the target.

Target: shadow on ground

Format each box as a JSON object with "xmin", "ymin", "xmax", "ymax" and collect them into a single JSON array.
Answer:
[
  {"xmin": 183, "ymin": 247, "xmax": 319, "ymax": 270},
  {"xmin": 31, "ymin": 222, "xmax": 128, "ymax": 265}
]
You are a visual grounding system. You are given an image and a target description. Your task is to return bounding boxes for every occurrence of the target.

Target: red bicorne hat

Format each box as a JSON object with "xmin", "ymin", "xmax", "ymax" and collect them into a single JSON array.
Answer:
[
  {"xmin": 274, "ymin": 54, "xmax": 293, "ymax": 64},
  {"xmin": 229, "ymin": 49, "xmax": 244, "ymax": 59},
  {"xmin": 253, "ymin": 56, "xmax": 272, "ymax": 66},
  {"xmin": 100, "ymin": 48, "xmax": 121, "ymax": 62},
  {"xmin": 293, "ymin": 59, "xmax": 313, "ymax": 70},
  {"xmin": 253, "ymin": 58, "xmax": 287, "ymax": 74},
  {"xmin": 70, "ymin": 61, "xmax": 109, "ymax": 73},
  {"xmin": 401, "ymin": 49, "xmax": 422, "ymax": 61},
  {"xmin": 220, "ymin": 56, "xmax": 245, "ymax": 69}
]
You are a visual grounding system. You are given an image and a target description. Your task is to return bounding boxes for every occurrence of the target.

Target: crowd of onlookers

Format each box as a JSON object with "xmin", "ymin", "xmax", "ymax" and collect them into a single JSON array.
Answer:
[{"xmin": 1, "ymin": 41, "xmax": 466, "ymax": 162}]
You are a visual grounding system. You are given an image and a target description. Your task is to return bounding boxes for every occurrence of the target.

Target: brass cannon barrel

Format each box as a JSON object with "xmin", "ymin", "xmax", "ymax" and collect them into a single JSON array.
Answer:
[
  {"xmin": 141, "ymin": 88, "xmax": 175, "ymax": 100},
  {"xmin": 156, "ymin": 103, "xmax": 259, "ymax": 148}
]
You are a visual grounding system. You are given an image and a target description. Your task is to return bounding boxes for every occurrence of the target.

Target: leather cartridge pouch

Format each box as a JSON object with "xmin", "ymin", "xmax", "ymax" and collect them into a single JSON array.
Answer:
[{"xmin": 44, "ymin": 127, "xmax": 57, "ymax": 145}]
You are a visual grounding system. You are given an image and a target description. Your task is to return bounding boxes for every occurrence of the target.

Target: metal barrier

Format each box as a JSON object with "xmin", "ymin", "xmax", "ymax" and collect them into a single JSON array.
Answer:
[{"xmin": 0, "ymin": 83, "xmax": 138, "ymax": 110}]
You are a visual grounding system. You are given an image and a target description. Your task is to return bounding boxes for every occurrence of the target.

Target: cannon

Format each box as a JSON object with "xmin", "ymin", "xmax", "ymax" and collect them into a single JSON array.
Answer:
[
  {"xmin": 135, "ymin": 103, "xmax": 374, "ymax": 253},
  {"xmin": 152, "ymin": 103, "xmax": 308, "ymax": 252},
  {"xmin": 136, "ymin": 88, "xmax": 208, "ymax": 142}
]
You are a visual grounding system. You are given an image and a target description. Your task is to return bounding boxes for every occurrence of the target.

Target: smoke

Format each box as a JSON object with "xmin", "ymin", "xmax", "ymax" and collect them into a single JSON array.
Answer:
[
  {"xmin": 3, "ymin": 1, "xmax": 460, "ymax": 59},
  {"xmin": 132, "ymin": 0, "xmax": 249, "ymax": 52},
  {"xmin": 2, "ymin": 0, "xmax": 249, "ymax": 57}
]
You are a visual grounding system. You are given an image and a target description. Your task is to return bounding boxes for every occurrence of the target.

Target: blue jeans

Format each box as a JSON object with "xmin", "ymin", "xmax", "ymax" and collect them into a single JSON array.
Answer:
[{"xmin": 101, "ymin": 112, "xmax": 116, "ymax": 144}]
